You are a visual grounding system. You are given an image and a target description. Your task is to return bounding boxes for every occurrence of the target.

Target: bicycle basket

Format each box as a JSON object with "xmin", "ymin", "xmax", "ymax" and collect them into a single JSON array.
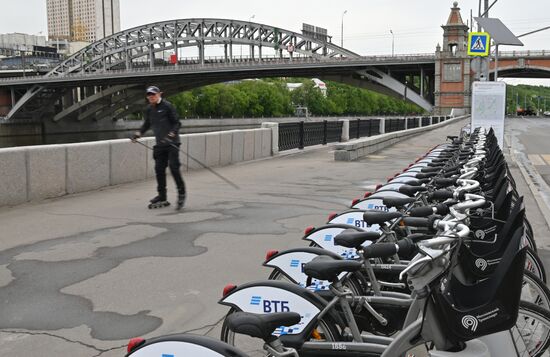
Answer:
[{"xmin": 429, "ymin": 226, "xmax": 526, "ymax": 343}]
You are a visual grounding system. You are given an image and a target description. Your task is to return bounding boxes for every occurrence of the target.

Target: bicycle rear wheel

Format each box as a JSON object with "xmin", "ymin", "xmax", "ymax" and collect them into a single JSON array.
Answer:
[
  {"xmin": 515, "ymin": 300, "xmax": 550, "ymax": 357},
  {"xmin": 522, "ymin": 270, "xmax": 550, "ymax": 310},
  {"xmin": 524, "ymin": 219, "xmax": 536, "ymax": 251},
  {"xmin": 525, "ymin": 248, "xmax": 547, "ymax": 283},
  {"xmin": 220, "ymin": 307, "xmax": 341, "ymax": 357}
]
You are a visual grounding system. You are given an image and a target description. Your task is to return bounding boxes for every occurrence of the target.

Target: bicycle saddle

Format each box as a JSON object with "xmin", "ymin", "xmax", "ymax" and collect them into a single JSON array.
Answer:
[
  {"xmin": 382, "ymin": 197, "xmax": 416, "ymax": 209},
  {"xmin": 363, "ymin": 210, "xmax": 402, "ymax": 225},
  {"xmin": 399, "ymin": 185, "xmax": 427, "ymax": 197},
  {"xmin": 303, "ymin": 255, "xmax": 362, "ymax": 282},
  {"xmin": 334, "ymin": 229, "xmax": 380, "ymax": 249},
  {"xmin": 226, "ymin": 311, "xmax": 301, "ymax": 341}
]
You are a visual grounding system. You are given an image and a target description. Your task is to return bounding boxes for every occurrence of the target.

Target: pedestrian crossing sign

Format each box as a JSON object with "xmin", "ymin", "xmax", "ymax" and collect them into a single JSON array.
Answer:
[{"xmin": 468, "ymin": 32, "xmax": 490, "ymax": 56}]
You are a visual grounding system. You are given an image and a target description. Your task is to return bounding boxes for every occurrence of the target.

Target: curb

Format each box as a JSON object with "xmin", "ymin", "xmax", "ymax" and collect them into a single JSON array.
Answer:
[{"xmin": 506, "ymin": 136, "xmax": 550, "ymax": 234}]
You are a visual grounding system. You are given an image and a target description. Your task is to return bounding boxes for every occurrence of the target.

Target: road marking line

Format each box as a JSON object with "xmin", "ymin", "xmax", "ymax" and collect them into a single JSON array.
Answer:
[
  {"xmin": 529, "ymin": 154, "xmax": 546, "ymax": 166},
  {"xmin": 365, "ymin": 155, "xmax": 387, "ymax": 159},
  {"xmin": 541, "ymin": 154, "xmax": 550, "ymax": 166}
]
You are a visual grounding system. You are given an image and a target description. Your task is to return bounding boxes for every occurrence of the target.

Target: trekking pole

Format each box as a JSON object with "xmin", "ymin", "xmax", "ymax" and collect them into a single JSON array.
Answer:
[{"xmin": 132, "ymin": 138, "xmax": 240, "ymax": 190}]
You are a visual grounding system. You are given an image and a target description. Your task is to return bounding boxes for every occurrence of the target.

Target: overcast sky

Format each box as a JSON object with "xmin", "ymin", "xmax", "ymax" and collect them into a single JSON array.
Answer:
[{"xmin": 1, "ymin": 0, "xmax": 549, "ymax": 84}]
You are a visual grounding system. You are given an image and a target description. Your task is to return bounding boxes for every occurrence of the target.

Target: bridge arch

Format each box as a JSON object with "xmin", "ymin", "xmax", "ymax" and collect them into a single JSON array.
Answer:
[
  {"xmin": 491, "ymin": 65, "xmax": 550, "ymax": 79},
  {"xmin": 48, "ymin": 18, "xmax": 360, "ymax": 77}
]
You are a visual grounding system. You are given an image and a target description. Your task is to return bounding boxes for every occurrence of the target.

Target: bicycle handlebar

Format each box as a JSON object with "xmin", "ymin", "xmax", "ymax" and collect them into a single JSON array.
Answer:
[
  {"xmin": 452, "ymin": 193, "xmax": 485, "ymax": 211},
  {"xmin": 409, "ymin": 204, "xmax": 450, "ymax": 217},
  {"xmin": 363, "ymin": 239, "xmax": 416, "ymax": 259}
]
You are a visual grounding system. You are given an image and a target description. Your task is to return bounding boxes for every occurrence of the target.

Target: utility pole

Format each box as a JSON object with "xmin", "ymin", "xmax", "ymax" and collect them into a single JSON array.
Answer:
[
  {"xmin": 477, "ymin": 0, "xmax": 492, "ymax": 80},
  {"xmin": 390, "ymin": 29, "xmax": 394, "ymax": 56},
  {"xmin": 506, "ymin": 87, "xmax": 514, "ymax": 113}
]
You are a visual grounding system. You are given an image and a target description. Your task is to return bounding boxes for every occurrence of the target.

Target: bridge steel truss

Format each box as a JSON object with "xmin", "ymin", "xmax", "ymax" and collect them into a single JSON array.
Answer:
[{"xmin": 3, "ymin": 18, "xmax": 433, "ymax": 122}]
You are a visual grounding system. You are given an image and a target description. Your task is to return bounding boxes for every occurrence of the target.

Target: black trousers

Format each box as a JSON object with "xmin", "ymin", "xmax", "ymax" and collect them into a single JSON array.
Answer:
[{"xmin": 153, "ymin": 144, "xmax": 185, "ymax": 198}]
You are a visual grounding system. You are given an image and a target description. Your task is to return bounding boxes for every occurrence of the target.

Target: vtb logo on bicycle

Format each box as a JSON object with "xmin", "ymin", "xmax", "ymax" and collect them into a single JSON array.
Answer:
[
  {"xmin": 367, "ymin": 203, "xmax": 390, "ymax": 212},
  {"xmin": 250, "ymin": 296, "xmax": 290, "ymax": 313}
]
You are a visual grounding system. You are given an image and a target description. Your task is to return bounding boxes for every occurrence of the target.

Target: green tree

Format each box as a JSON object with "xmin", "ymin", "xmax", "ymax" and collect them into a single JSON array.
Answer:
[
  {"xmin": 170, "ymin": 91, "xmax": 197, "ymax": 117},
  {"xmin": 168, "ymin": 77, "xmax": 425, "ymax": 119},
  {"xmin": 290, "ymin": 82, "xmax": 327, "ymax": 115},
  {"xmin": 195, "ymin": 86, "xmax": 220, "ymax": 117}
]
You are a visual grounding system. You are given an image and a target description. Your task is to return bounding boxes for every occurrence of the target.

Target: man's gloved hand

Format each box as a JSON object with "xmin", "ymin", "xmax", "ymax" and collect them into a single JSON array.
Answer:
[{"xmin": 131, "ymin": 132, "xmax": 141, "ymax": 142}]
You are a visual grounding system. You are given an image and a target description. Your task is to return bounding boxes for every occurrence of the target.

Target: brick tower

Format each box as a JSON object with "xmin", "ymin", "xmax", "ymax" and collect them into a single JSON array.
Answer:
[{"xmin": 435, "ymin": 1, "xmax": 471, "ymax": 115}]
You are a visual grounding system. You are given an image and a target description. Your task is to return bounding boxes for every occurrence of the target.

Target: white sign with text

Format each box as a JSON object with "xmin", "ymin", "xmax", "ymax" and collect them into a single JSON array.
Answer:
[{"xmin": 471, "ymin": 81, "xmax": 506, "ymax": 146}]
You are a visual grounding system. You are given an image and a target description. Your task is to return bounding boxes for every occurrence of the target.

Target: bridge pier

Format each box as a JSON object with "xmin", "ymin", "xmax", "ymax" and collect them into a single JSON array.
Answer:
[
  {"xmin": 420, "ymin": 67, "xmax": 424, "ymax": 99},
  {"xmin": 0, "ymin": 89, "xmax": 12, "ymax": 116},
  {"xmin": 149, "ymin": 44, "xmax": 154, "ymax": 69}
]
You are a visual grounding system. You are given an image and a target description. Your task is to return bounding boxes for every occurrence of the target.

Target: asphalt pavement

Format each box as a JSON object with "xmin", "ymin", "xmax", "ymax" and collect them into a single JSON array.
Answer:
[{"xmin": 0, "ymin": 117, "xmax": 548, "ymax": 356}]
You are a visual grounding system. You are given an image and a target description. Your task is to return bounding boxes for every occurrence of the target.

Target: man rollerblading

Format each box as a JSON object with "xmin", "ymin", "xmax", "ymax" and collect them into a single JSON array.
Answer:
[{"xmin": 132, "ymin": 86, "xmax": 186, "ymax": 210}]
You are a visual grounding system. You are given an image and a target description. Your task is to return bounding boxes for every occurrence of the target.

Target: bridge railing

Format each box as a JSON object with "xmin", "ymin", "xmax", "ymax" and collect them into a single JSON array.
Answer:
[
  {"xmin": 0, "ymin": 54, "xmax": 440, "ymax": 84},
  {"xmin": 497, "ymin": 50, "xmax": 550, "ymax": 58},
  {"xmin": 0, "ymin": 57, "xmax": 339, "ymax": 82}
]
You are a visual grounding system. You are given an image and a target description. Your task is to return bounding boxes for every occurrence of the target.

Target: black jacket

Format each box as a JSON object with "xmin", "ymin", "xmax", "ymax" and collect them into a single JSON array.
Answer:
[{"xmin": 140, "ymin": 99, "xmax": 181, "ymax": 146}]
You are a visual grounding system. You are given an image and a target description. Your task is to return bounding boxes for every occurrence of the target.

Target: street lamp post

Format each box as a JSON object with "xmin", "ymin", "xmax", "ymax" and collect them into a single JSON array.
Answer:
[
  {"xmin": 390, "ymin": 29, "xmax": 395, "ymax": 56},
  {"xmin": 341, "ymin": 10, "xmax": 347, "ymax": 48}
]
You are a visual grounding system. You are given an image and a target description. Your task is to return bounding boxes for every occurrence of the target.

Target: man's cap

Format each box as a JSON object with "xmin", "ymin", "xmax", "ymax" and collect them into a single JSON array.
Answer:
[{"xmin": 146, "ymin": 86, "xmax": 160, "ymax": 94}]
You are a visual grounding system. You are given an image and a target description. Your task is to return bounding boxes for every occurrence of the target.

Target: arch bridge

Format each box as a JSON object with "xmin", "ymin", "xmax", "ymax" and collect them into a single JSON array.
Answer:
[{"xmin": 0, "ymin": 18, "xmax": 434, "ymax": 122}]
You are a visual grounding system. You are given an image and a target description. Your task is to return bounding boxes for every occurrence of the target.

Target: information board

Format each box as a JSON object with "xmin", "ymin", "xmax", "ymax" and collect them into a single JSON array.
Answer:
[{"xmin": 471, "ymin": 81, "xmax": 506, "ymax": 146}]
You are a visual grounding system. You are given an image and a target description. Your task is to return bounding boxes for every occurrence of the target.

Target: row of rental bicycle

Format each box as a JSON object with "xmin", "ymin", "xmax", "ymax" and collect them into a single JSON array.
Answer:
[{"xmin": 126, "ymin": 127, "xmax": 550, "ymax": 357}]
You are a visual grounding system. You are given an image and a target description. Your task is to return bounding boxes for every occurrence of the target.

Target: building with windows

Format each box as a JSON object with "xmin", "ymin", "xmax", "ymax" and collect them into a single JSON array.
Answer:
[
  {"xmin": 46, "ymin": 0, "xmax": 120, "ymax": 43},
  {"xmin": 0, "ymin": 33, "xmax": 47, "ymax": 51}
]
